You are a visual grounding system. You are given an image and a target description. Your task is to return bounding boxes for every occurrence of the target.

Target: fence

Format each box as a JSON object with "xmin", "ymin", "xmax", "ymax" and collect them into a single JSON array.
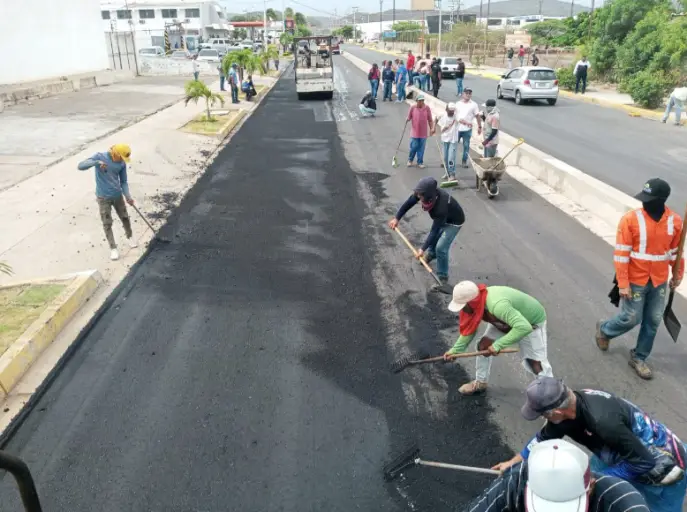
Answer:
[{"xmin": 105, "ymin": 32, "xmax": 138, "ymax": 73}]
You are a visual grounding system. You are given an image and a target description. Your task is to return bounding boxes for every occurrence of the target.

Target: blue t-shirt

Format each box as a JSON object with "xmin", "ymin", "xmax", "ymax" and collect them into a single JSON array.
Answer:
[
  {"xmin": 77, "ymin": 152, "xmax": 130, "ymax": 200},
  {"xmin": 396, "ymin": 65, "xmax": 408, "ymax": 82}
]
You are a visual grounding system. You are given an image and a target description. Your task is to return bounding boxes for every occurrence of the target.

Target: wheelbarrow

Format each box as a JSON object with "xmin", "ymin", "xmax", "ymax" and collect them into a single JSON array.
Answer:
[{"xmin": 470, "ymin": 138, "xmax": 524, "ymax": 199}]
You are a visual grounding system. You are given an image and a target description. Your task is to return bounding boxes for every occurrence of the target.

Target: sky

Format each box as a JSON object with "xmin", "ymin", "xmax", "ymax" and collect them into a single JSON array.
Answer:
[{"xmin": 223, "ymin": 0, "xmax": 606, "ymax": 18}]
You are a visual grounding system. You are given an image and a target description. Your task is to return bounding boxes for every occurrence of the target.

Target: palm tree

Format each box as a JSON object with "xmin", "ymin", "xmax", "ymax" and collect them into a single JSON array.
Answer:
[
  {"xmin": 0, "ymin": 261, "xmax": 12, "ymax": 277},
  {"xmin": 184, "ymin": 80, "xmax": 225, "ymax": 121},
  {"xmin": 245, "ymin": 54, "xmax": 263, "ymax": 77},
  {"xmin": 227, "ymin": 49, "xmax": 254, "ymax": 82},
  {"xmin": 266, "ymin": 8, "xmax": 279, "ymax": 21},
  {"xmin": 261, "ymin": 45, "xmax": 279, "ymax": 72},
  {"xmin": 294, "ymin": 12, "xmax": 307, "ymax": 25},
  {"xmin": 279, "ymin": 32, "xmax": 293, "ymax": 53},
  {"xmin": 284, "ymin": 7, "xmax": 294, "ymax": 18}
]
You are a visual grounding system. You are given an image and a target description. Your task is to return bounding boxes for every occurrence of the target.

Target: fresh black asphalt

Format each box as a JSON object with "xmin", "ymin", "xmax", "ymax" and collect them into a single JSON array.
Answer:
[
  {"xmin": 343, "ymin": 45, "xmax": 687, "ymax": 212},
  {"xmin": 2, "ymin": 56, "xmax": 687, "ymax": 512}
]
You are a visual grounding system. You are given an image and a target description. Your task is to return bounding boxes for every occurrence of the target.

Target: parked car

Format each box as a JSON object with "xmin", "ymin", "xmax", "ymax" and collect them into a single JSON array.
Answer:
[
  {"xmin": 208, "ymin": 38, "xmax": 232, "ymax": 56},
  {"xmin": 331, "ymin": 39, "xmax": 341, "ymax": 55},
  {"xmin": 497, "ymin": 66, "xmax": 559, "ymax": 105},
  {"xmin": 440, "ymin": 56, "xmax": 460, "ymax": 78},
  {"xmin": 196, "ymin": 48, "xmax": 221, "ymax": 62},
  {"xmin": 170, "ymin": 50, "xmax": 192, "ymax": 60},
  {"xmin": 139, "ymin": 46, "xmax": 165, "ymax": 57}
]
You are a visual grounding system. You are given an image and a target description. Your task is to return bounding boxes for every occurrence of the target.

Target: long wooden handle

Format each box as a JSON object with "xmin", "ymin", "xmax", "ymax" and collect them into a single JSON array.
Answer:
[
  {"xmin": 393, "ymin": 227, "xmax": 442, "ymax": 284},
  {"xmin": 672, "ymin": 203, "xmax": 687, "ymax": 277},
  {"xmin": 487, "ymin": 137, "xmax": 524, "ymax": 173},
  {"xmin": 418, "ymin": 459, "xmax": 500, "ymax": 476},
  {"xmin": 412, "ymin": 347, "xmax": 519, "ymax": 365}
]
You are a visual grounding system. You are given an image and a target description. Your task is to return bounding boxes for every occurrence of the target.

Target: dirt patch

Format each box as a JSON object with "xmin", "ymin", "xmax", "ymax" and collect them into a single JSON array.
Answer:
[
  {"xmin": 148, "ymin": 192, "xmax": 180, "ymax": 220},
  {"xmin": 181, "ymin": 111, "xmax": 243, "ymax": 136},
  {"xmin": 0, "ymin": 284, "xmax": 67, "ymax": 357}
]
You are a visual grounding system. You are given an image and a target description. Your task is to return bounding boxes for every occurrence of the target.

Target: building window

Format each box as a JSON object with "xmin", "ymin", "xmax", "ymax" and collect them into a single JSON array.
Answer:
[
  {"xmin": 487, "ymin": 18, "xmax": 502, "ymax": 26},
  {"xmin": 139, "ymin": 9, "xmax": 155, "ymax": 19},
  {"xmin": 101, "ymin": 10, "xmax": 111, "ymax": 19},
  {"xmin": 117, "ymin": 10, "xmax": 132, "ymax": 19},
  {"xmin": 218, "ymin": 11, "xmax": 225, "ymax": 18},
  {"xmin": 162, "ymin": 8, "xmax": 178, "ymax": 18},
  {"xmin": 185, "ymin": 8, "xmax": 200, "ymax": 18}
]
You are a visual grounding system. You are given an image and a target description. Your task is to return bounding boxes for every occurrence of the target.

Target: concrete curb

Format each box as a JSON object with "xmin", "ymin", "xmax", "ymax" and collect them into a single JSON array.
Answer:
[{"xmin": 0, "ymin": 270, "xmax": 102, "ymax": 397}]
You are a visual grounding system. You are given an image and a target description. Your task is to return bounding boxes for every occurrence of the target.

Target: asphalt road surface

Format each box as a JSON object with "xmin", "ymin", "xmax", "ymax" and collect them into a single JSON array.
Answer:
[
  {"xmin": 2, "ymin": 56, "xmax": 687, "ymax": 512},
  {"xmin": 343, "ymin": 45, "xmax": 687, "ymax": 212}
]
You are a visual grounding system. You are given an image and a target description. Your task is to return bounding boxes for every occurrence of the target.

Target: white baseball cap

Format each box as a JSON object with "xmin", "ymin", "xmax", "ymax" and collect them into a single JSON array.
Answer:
[
  {"xmin": 447, "ymin": 281, "xmax": 479, "ymax": 313},
  {"xmin": 447, "ymin": 102, "xmax": 456, "ymax": 110},
  {"xmin": 526, "ymin": 439, "xmax": 591, "ymax": 512}
]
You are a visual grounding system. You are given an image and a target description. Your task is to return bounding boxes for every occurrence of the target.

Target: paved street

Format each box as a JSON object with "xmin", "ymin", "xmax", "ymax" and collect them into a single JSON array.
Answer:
[
  {"xmin": 343, "ymin": 46, "xmax": 687, "ymax": 211},
  {"xmin": 2, "ymin": 56, "xmax": 687, "ymax": 511}
]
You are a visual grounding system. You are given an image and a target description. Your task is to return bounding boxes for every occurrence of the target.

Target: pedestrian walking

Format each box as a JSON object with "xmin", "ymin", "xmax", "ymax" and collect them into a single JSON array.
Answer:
[
  {"xmin": 430, "ymin": 57, "xmax": 442, "ymax": 98},
  {"xmin": 518, "ymin": 45, "xmax": 525, "ymax": 66},
  {"xmin": 218, "ymin": 62, "xmax": 227, "ymax": 91},
  {"xmin": 423, "ymin": 54, "xmax": 432, "ymax": 91},
  {"xmin": 465, "ymin": 439, "xmax": 650, "ymax": 512},
  {"xmin": 596, "ymin": 178, "xmax": 683, "ymax": 379},
  {"xmin": 455, "ymin": 57, "xmax": 466, "ymax": 96},
  {"xmin": 395, "ymin": 60, "xmax": 408, "ymax": 102},
  {"xmin": 406, "ymin": 94, "xmax": 434, "ymax": 168},
  {"xmin": 368, "ymin": 63, "xmax": 380, "ymax": 99},
  {"xmin": 456, "ymin": 88, "xmax": 482, "ymax": 168},
  {"xmin": 494, "ymin": 379, "xmax": 687, "ymax": 512},
  {"xmin": 573, "ymin": 56, "xmax": 591, "ymax": 94},
  {"xmin": 77, "ymin": 144, "xmax": 137, "ymax": 261},
  {"xmin": 192, "ymin": 54, "xmax": 200, "ymax": 81},
  {"xmin": 406, "ymin": 50, "xmax": 416, "ymax": 84},
  {"xmin": 382, "ymin": 61, "xmax": 395, "ymax": 101},
  {"xmin": 481, "ymin": 99, "xmax": 500, "ymax": 157},
  {"xmin": 507, "ymin": 47, "xmax": 514, "ymax": 69},
  {"xmin": 388, "ymin": 176, "xmax": 465, "ymax": 293},
  {"xmin": 531, "ymin": 49, "xmax": 539, "ymax": 66},
  {"xmin": 444, "ymin": 282, "xmax": 553, "ymax": 395},
  {"xmin": 228, "ymin": 62, "xmax": 239, "ymax": 103},
  {"xmin": 662, "ymin": 85, "xmax": 686, "ymax": 126},
  {"xmin": 436, "ymin": 102, "xmax": 459, "ymax": 182},
  {"xmin": 359, "ymin": 90, "xmax": 377, "ymax": 117}
]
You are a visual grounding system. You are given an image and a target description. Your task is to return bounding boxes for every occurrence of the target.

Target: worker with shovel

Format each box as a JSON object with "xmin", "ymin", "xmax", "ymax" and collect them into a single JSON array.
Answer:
[
  {"xmin": 444, "ymin": 281, "xmax": 553, "ymax": 396},
  {"xmin": 494, "ymin": 378, "xmax": 687, "ymax": 512},
  {"xmin": 78, "ymin": 143, "xmax": 137, "ymax": 261},
  {"xmin": 596, "ymin": 178, "xmax": 684, "ymax": 380},
  {"xmin": 465, "ymin": 439, "xmax": 649, "ymax": 512},
  {"xmin": 388, "ymin": 177, "xmax": 464, "ymax": 293}
]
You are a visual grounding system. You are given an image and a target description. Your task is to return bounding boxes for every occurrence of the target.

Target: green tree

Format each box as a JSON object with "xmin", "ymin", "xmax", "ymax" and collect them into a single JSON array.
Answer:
[
  {"xmin": 232, "ymin": 28, "xmax": 248, "ymax": 40},
  {"xmin": 184, "ymin": 80, "xmax": 225, "ymax": 121},
  {"xmin": 526, "ymin": 19, "xmax": 567, "ymax": 46},
  {"xmin": 231, "ymin": 14, "xmax": 247, "ymax": 21},
  {"xmin": 616, "ymin": 6, "xmax": 672, "ymax": 79},
  {"xmin": 224, "ymin": 48, "xmax": 253, "ymax": 82},
  {"xmin": 391, "ymin": 21, "xmax": 422, "ymax": 33},
  {"xmin": 279, "ymin": 31, "xmax": 294, "ymax": 52},
  {"xmin": 261, "ymin": 44, "xmax": 280, "ymax": 72},
  {"xmin": 266, "ymin": 8, "xmax": 279, "ymax": 21},
  {"xmin": 295, "ymin": 24, "xmax": 311, "ymax": 37},
  {"xmin": 284, "ymin": 7, "xmax": 294, "ymax": 18},
  {"xmin": 294, "ymin": 12, "xmax": 307, "ymax": 25},
  {"xmin": 340, "ymin": 25, "xmax": 354, "ymax": 39}
]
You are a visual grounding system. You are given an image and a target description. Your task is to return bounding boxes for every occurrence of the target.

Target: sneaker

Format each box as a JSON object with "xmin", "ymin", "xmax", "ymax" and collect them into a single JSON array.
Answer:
[
  {"xmin": 128, "ymin": 238, "xmax": 139, "ymax": 249},
  {"xmin": 661, "ymin": 119, "xmax": 667, "ymax": 123},
  {"xmin": 407, "ymin": 161, "xmax": 414, "ymax": 167},
  {"xmin": 431, "ymin": 276, "xmax": 451, "ymax": 295},
  {"xmin": 110, "ymin": 248, "xmax": 120, "ymax": 261},
  {"xmin": 418, "ymin": 164, "xmax": 426, "ymax": 169},
  {"xmin": 442, "ymin": 172, "xmax": 449, "ymax": 180},
  {"xmin": 595, "ymin": 320, "xmax": 609, "ymax": 351},
  {"xmin": 458, "ymin": 380, "xmax": 488, "ymax": 395},
  {"xmin": 629, "ymin": 350, "xmax": 653, "ymax": 380}
]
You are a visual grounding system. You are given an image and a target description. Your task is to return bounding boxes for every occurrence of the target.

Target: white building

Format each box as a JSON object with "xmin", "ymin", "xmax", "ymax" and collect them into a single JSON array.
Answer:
[
  {"xmin": 100, "ymin": 0, "xmax": 231, "ymax": 52},
  {"xmin": 0, "ymin": 0, "xmax": 109, "ymax": 85}
]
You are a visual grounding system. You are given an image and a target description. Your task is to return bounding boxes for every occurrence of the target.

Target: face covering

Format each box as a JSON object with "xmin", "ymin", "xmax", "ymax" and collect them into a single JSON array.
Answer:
[
  {"xmin": 421, "ymin": 194, "xmax": 437, "ymax": 211},
  {"xmin": 643, "ymin": 198, "xmax": 666, "ymax": 222}
]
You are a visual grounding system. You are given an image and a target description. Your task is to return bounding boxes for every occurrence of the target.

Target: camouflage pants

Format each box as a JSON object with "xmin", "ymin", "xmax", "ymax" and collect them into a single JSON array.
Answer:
[{"xmin": 98, "ymin": 196, "xmax": 132, "ymax": 249}]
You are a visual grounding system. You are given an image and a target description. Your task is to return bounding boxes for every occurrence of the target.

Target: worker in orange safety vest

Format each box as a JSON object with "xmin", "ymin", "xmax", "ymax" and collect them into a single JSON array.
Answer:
[{"xmin": 595, "ymin": 178, "xmax": 684, "ymax": 380}]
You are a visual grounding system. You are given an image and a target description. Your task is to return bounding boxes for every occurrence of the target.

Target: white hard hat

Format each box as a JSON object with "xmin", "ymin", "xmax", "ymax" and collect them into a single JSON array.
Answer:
[
  {"xmin": 526, "ymin": 439, "xmax": 590, "ymax": 512},
  {"xmin": 447, "ymin": 281, "xmax": 479, "ymax": 313},
  {"xmin": 447, "ymin": 102, "xmax": 456, "ymax": 110}
]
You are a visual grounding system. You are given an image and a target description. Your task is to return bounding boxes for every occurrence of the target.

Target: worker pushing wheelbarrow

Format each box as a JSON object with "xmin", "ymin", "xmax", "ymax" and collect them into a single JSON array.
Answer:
[{"xmin": 469, "ymin": 138, "xmax": 524, "ymax": 199}]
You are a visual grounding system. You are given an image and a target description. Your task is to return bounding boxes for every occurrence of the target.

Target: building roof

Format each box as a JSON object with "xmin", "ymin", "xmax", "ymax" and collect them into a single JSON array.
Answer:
[
  {"xmin": 461, "ymin": 0, "xmax": 590, "ymax": 18},
  {"xmin": 339, "ymin": 9, "xmax": 441, "ymax": 24},
  {"xmin": 101, "ymin": 0, "xmax": 218, "ymax": 8}
]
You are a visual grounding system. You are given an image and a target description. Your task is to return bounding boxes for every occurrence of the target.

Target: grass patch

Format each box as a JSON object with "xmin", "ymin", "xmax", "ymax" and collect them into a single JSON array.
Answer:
[
  {"xmin": 0, "ymin": 284, "xmax": 66, "ymax": 357},
  {"xmin": 181, "ymin": 110, "xmax": 245, "ymax": 136}
]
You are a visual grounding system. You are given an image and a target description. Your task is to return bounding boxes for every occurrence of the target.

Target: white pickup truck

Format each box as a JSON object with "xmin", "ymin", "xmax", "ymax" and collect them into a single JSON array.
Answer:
[{"xmin": 294, "ymin": 36, "xmax": 334, "ymax": 100}]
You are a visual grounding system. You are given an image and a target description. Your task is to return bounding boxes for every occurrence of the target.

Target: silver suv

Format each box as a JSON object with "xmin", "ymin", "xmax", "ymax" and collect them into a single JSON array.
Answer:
[{"xmin": 497, "ymin": 66, "xmax": 559, "ymax": 106}]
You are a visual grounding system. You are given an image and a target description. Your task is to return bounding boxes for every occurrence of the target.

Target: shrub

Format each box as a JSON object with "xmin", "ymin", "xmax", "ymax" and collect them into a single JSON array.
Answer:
[
  {"xmin": 624, "ymin": 69, "xmax": 673, "ymax": 109},
  {"xmin": 556, "ymin": 66, "xmax": 576, "ymax": 91}
]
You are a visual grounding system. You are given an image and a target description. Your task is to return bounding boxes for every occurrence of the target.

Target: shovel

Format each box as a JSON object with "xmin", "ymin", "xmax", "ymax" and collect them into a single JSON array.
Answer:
[{"xmin": 664, "ymin": 203, "xmax": 687, "ymax": 342}]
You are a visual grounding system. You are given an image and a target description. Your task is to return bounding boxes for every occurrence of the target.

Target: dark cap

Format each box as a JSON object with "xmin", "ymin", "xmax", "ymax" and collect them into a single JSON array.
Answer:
[
  {"xmin": 464, "ymin": 88, "xmax": 473, "ymax": 93},
  {"xmin": 634, "ymin": 178, "xmax": 671, "ymax": 202},
  {"xmin": 414, "ymin": 176, "xmax": 438, "ymax": 197},
  {"xmin": 521, "ymin": 377, "xmax": 568, "ymax": 421},
  {"xmin": 485, "ymin": 99, "xmax": 497, "ymax": 107}
]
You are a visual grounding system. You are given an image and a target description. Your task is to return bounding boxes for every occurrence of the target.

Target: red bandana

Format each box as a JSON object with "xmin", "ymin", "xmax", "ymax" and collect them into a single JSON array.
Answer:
[{"xmin": 459, "ymin": 284, "xmax": 488, "ymax": 336}]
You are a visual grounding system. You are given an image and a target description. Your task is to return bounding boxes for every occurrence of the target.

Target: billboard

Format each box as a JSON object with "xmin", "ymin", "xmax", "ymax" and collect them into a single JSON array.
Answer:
[
  {"xmin": 285, "ymin": 18, "xmax": 295, "ymax": 29},
  {"xmin": 426, "ymin": 13, "xmax": 476, "ymax": 34},
  {"xmin": 410, "ymin": 0, "xmax": 435, "ymax": 11}
]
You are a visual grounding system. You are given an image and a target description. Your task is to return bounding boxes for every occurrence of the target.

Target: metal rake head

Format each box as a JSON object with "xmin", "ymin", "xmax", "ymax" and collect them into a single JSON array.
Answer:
[{"xmin": 389, "ymin": 350, "xmax": 431, "ymax": 374}]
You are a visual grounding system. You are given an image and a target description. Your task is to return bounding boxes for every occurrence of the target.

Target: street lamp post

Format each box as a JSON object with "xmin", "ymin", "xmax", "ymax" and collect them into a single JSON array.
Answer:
[
  {"xmin": 436, "ymin": 0, "xmax": 442, "ymax": 56},
  {"xmin": 352, "ymin": 7, "xmax": 358, "ymax": 41}
]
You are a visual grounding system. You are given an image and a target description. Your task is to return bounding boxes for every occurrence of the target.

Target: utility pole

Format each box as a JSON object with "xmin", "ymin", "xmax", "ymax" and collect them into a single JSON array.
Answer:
[
  {"xmin": 123, "ymin": 0, "xmax": 140, "ymax": 75},
  {"xmin": 587, "ymin": 0, "xmax": 595, "ymax": 43},
  {"xmin": 352, "ymin": 7, "xmax": 358, "ymax": 41},
  {"xmin": 538, "ymin": 0, "xmax": 544, "ymax": 17},
  {"xmin": 436, "ymin": 0, "xmax": 443, "ymax": 56},
  {"xmin": 379, "ymin": 0, "xmax": 383, "ymax": 45},
  {"xmin": 263, "ymin": 0, "xmax": 268, "ymax": 48},
  {"xmin": 484, "ymin": 0, "xmax": 490, "ymax": 56},
  {"xmin": 570, "ymin": 0, "xmax": 574, "ymax": 18},
  {"xmin": 393, "ymin": 0, "xmax": 395, "ymax": 26}
]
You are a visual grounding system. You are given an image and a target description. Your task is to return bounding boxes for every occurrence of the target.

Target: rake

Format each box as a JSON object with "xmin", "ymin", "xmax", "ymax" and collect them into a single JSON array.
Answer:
[
  {"xmin": 390, "ymin": 347, "xmax": 518, "ymax": 373},
  {"xmin": 392, "ymin": 119, "xmax": 410, "ymax": 168},
  {"xmin": 383, "ymin": 444, "xmax": 500, "ymax": 481},
  {"xmin": 131, "ymin": 204, "xmax": 172, "ymax": 244}
]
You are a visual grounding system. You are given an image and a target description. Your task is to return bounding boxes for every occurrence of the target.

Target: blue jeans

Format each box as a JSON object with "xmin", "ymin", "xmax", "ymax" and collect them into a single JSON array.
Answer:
[
  {"xmin": 443, "ymin": 141, "xmax": 457, "ymax": 177},
  {"xmin": 663, "ymin": 95, "xmax": 683, "ymax": 124},
  {"xmin": 423, "ymin": 74, "xmax": 431, "ymax": 91},
  {"xmin": 383, "ymin": 80, "xmax": 393, "ymax": 100},
  {"xmin": 457, "ymin": 129, "xmax": 472, "ymax": 165},
  {"xmin": 370, "ymin": 79, "xmax": 379, "ymax": 98},
  {"xmin": 193, "ymin": 71, "xmax": 199, "ymax": 81},
  {"xmin": 575, "ymin": 74, "xmax": 587, "ymax": 94},
  {"xmin": 591, "ymin": 452, "xmax": 687, "ymax": 512},
  {"xmin": 409, "ymin": 137, "xmax": 427, "ymax": 165},
  {"xmin": 413, "ymin": 75, "xmax": 422, "ymax": 88},
  {"xmin": 426, "ymin": 225, "xmax": 461, "ymax": 279},
  {"xmin": 396, "ymin": 81, "xmax": 406, "ymax": 101},
  {"xmin": 219, "ymin": 76, "xmax": 226, "ymax": 91},
  {"xmin": 359, "ymin": 104, "xmax": 376, "ymax": 117},
  {"xmin": 456, "ymin": 77, "xmax": 464, "ymax": 96},
  {"xmin": 484, "ymin": 145, "xmax": 497, "ymax": 158},
  {"xmin": 231, "ymin": 84, "xmax": 239, "ymax": 103},
  {"xmin": 600, "ymin": 281, "xmax": 667, "ymax": 360}
]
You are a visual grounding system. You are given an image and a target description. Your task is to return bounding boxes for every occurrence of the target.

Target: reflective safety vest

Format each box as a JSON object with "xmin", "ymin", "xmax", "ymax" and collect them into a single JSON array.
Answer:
[{"xmin": 614, "ymin": 207, "xmax": 684, "ymax": 289}]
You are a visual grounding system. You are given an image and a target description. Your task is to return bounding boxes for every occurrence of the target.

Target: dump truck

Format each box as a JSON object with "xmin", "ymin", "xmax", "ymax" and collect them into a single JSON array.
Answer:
[{"xmin": 294, "ymin": 36, "xmax": 334, "ymax": 100}]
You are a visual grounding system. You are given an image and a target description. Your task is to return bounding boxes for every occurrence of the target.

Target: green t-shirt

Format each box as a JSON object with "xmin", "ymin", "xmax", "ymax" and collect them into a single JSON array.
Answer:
[{"xmin": 448, "ymin": 286, "xmax": 546, "ymax": 353}]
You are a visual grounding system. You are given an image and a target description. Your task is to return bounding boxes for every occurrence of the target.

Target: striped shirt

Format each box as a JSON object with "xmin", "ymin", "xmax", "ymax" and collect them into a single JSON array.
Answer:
[{"xmin": 462, "ymin": 462, "xmax": 649, "ymax": 512}]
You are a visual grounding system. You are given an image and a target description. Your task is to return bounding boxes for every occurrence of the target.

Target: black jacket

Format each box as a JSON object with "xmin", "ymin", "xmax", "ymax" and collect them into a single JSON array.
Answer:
[
  {"xmin": 395, "ymin": 188, "xmax": 465, "ymax": 251},
  {"xmin": 456, "ymin": 61, "xmax": 465, "ymax": 78},
  {"xmin": 462, "ymin": 461, "xmax": 649, "ymax": 512},
  {"xmin": 361, "ymin": 92, "xmax": 376, "ymax": 111}
]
